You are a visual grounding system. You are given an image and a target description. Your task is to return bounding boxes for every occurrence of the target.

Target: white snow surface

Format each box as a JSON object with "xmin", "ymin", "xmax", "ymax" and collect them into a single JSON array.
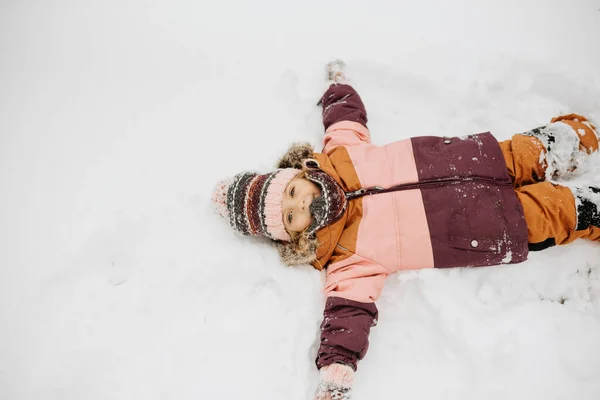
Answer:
[{"xmin": 1, "ymin": 1, "xmax": 600, "ymax": 399}]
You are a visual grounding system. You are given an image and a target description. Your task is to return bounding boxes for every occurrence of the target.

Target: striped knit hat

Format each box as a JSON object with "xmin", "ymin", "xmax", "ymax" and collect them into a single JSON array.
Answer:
[{"xmin": 212, "ymin": 168, "xmax": 301, "ymax": 242}]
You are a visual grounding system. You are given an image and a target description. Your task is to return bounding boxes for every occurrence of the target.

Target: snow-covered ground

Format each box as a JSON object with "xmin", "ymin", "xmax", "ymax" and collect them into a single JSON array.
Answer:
[{"xmin": 1, "ymin": 1, "xmax": 600, "ymax": 399}]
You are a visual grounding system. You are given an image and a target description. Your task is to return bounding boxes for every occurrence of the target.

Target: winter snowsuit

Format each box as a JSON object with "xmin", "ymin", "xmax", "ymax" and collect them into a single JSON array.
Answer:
[{"xmin": 279, "ymin": 84, "xmax": 600, "ymax": 372}]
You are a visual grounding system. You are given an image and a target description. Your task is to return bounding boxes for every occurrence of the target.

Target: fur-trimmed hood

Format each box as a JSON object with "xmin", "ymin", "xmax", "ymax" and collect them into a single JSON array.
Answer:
[
  {"xmin": 277, "ymin": 141, "xmax": 318, "ymax": 170},
  {"xmin": 275, "ymin": 142, "xmax": 323, "ymax": 268}
]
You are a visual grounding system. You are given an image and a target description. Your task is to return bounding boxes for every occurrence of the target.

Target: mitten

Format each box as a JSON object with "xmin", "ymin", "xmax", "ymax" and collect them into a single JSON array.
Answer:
[
  {"xmin": 326, "ymin": 60, "xmax": 349, "ymax": 85},
  {"xmin": 313, "ymin": 363, "xmax": 354, "ymax": 400}
]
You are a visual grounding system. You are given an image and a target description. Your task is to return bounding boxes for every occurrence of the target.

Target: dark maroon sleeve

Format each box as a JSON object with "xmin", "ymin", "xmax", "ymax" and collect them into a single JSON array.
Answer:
[
  {"xmin": 319, "ymin": 84, "xmax": 368, "ymax": 131},
  {"xmin": 316, "ymin": 296, "xmax": 379, "ymax": 371}
]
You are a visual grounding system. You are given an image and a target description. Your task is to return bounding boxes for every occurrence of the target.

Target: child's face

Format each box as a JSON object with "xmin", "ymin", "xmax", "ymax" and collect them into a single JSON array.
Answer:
[{"xmin": 281, "ymin": 177, "xmax": 322, "ymax": 234}]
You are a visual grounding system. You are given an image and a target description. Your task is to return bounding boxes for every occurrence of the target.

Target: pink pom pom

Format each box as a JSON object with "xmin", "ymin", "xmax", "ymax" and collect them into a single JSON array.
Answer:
[{"xmin": 212, "ymin": 178, "xmax": 232, "ymax": 219}]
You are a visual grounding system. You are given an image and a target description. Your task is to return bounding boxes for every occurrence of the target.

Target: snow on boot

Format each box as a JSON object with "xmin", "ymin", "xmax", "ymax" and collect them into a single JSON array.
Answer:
[
  {"xmin": 570, "ymin": 185, "xmax": 600, "ymax": 230},
  {"xmin": 522, "ymin": 121, "xmax": 597, "ymax": 180},
  {"xmin": 588, "ymin": 118, "xmax": 600, "ymax": 139}
]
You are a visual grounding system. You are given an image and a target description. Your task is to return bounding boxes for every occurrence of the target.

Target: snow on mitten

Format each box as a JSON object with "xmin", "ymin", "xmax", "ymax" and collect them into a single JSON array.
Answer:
[
  {"xmin": 313, "ymin": 363, "xmax": 354, "ymax": 400},
  {"xmin": 326, "ymin": 60, "xmax": 349, "ymax": 85}
]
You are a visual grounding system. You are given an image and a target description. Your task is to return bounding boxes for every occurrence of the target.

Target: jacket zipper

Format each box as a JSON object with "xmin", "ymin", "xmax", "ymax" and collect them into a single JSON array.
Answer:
[{"xmin": 345, "ymin": 176, "xmax": 512, "ymax": 200}]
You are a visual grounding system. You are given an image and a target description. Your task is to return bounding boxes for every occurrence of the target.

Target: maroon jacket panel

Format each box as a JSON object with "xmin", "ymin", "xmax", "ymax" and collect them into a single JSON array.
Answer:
[
  {"xmin": 316, "ymin": 296, "xmax": 378, "ymax": 371},
  {"xmin": 313, "ymin": 85, "xmax": 529, "ymax": 373},
  {"xmin": 320, "ymin": 84, "xmax": 368, "ymax": 131},
  {"xmin": 411, "ymin": 133, "xmax": 529, "ymax": 267}
]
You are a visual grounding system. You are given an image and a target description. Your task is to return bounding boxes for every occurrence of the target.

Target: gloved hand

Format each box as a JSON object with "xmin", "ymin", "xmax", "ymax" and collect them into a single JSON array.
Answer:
[
  {"xmin": 326, "ymin": 60, "xmax": 349, "ymax": 85},
  {"xmin": 313, "ymin": 363, "xmax": 354, "ymax": 400}
]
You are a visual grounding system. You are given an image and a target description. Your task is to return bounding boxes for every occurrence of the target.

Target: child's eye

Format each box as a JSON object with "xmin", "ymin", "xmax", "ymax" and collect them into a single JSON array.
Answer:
[
  {"xmin": 290, "ymin": 187, "xmax": 295, "ymax": 198},
  {"xmin": 287, "ymin": 211, "xmax": 293, "ymax": 224}
]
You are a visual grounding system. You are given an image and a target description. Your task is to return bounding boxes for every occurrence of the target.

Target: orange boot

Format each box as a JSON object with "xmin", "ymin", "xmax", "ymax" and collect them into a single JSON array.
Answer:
[
  {"xmin": 501, "ymin": 114, "xmax": 600, "ymax": 250},
  {"xmin": 500, "ymin": 114, "xmax": 598, "ymax": 188}
]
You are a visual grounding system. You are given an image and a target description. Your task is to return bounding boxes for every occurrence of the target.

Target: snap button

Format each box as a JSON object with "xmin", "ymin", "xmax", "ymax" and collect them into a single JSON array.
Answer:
[
  {"xmin": 470, "ymin": 240, "xmax": 479, "ymax": 248},
  {"xmin": 444, "ymin": 139, "xmax": 451, "ymax": 144}
]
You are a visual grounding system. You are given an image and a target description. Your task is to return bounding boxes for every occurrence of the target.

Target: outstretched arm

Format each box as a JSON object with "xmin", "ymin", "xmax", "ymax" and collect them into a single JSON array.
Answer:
[
  {"xmin": 313, "ymin": 255, "xmax": 388, "ymax": 400},
  {"xmin": 320, "ymin": 61, "xmax": 371, "ymax": 153}
]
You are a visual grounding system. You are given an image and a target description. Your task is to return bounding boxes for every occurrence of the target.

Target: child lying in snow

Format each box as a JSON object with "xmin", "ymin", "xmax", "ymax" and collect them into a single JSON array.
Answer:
[{"xmin": 212, "ymin": 60, "xmax": 600, "ymax": 400}]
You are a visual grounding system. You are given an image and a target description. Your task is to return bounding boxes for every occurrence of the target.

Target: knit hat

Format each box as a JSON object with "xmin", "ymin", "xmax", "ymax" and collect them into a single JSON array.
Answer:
[{"xmin": 212, "ymin": 168, "xmax": 301, "ymax": 242}]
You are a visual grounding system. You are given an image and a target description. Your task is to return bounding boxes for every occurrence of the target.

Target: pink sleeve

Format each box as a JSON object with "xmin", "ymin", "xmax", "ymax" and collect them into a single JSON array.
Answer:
[
  {"xmin": 323, "ymin": 121, "xmax": 372, "ymax": 153},
  {"xmin": 324, "ymin": 254, "xmax": 387, "ymax": 303},
  {"xmin": 316, "ymin": 255, "xmax": 388, "ymax": 371}
]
